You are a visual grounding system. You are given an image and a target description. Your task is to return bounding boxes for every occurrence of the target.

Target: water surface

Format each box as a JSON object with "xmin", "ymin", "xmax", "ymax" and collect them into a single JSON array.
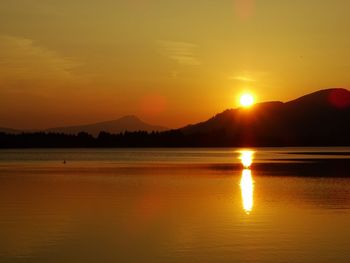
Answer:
[{"xmin": 0, "ymin": 148, "xmax": 350, "ymax": 263}]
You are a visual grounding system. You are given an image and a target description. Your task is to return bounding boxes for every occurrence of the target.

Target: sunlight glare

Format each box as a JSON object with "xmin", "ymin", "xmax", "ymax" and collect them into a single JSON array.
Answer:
[
  {"xmin": 240, "ymin": 93, "xmax": 254, "ymax": 107},
  {"xmin": 239, "ymin": 150, "xmax": 254, "ymax": 168}
]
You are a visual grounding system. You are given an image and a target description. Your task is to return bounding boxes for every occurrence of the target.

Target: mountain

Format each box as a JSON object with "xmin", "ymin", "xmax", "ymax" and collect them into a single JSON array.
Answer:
[
  {"xmin": 181, "ymin": 88, "xmax": 350, "ymax": 146},
  {"xmin": 45, "ymin": 115, "xmax": 167, "ymax": 136},
  {"xmin": 1, "ymin": 89, "xmax": 349, "ymax": 147}
]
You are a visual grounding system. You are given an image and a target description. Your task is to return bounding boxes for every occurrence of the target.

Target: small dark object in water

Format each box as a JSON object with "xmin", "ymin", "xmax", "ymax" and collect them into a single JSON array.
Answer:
[{"xmin": 63, "ymin": 160, "xmax": 66, "ymax": 164}]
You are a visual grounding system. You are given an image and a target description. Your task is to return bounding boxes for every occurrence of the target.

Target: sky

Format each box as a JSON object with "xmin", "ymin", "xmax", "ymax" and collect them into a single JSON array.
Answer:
[{"xmin": 1, "ymin": 0, "xmax": 350, "ymax": 129}]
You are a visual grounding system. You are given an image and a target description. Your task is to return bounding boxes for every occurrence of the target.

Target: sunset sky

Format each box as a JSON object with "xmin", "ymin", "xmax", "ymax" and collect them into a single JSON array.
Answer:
[{"xmin": 1, "ymin": 0, "xmax": 350, "ymax": 129}]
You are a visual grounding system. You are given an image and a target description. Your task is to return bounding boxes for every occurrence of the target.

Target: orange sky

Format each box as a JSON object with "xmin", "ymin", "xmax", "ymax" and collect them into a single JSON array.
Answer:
[{"xmin": 1, "ymin": 1, "xmax": 350, "ymax": 129}]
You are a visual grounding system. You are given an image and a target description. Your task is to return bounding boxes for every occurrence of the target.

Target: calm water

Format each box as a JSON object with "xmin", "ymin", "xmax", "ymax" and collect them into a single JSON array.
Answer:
[{"xmin": 0, "ymin": 148, "xmax": 350, "ymax": 263}]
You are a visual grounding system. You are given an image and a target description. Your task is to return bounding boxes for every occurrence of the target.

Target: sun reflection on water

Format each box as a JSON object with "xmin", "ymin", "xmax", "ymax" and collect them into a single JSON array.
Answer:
[
  {"xmin": 239, "ymin": 150, "xmax": 255, "ymax": 214},
  {"xmin": 240, "ymin": 169, "xmax": 254, "ymax": 214},
  {"xmin": 239, "ymin": 150, "xmax": 254, "ymax": 168}
]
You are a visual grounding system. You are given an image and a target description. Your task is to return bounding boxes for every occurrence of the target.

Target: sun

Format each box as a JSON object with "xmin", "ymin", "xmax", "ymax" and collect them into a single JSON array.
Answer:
[{"xmin": 240, "ymin": 93, "xmax": 255, "ymax": 108}]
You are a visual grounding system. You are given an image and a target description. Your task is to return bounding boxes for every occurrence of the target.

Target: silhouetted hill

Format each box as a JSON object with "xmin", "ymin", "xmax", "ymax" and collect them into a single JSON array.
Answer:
[
  {"xmin": 180, "ymin": 88, "xmax": 350, "ymax": 146},
  {"xmin": 45, "ymin": 115, "xmax": 167, "ymax": 136},
  {"xmin": 182, "ymin": 101, "xmax": 284, "ymax": 135}
]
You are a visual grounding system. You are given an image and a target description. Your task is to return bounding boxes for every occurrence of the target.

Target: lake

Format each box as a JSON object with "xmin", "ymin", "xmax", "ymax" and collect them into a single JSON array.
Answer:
[{"xmin": 0, "ymin": 148, "xmax": 350, "ymax": 263}]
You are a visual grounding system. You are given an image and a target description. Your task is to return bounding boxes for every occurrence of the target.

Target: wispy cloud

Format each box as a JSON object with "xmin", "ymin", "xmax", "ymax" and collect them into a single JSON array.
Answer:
[
  {"xmin": 0, "ymin": 35, "xmax": 78, "ymax": 86},
  {"xmin": 157, "ymin": 40, "xmax": 200, "ymax": 66},
  {"xmin": 229, "ymin": 75, "xmax": 256, "ymax": 82},
  {"xmin": 228, "ymin": 71, "xmax": 269, "ymax": 83}
]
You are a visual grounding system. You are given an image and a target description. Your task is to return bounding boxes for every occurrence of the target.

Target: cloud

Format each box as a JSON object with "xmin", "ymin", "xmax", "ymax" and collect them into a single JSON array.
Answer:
[
  {"xmin": 229, "ymin": 75, "xmax": 255, "ymax": 82},
  {"xmin": 157, "ymin": 40, "xmax": 200, "ymax": 66},
  {"xmin": 0, "ymin": 35, "xmax": 78, "ymax": 86},
  {"xmin": 228, "ymin": 71, "xmax": 268, "ymax": 83}
]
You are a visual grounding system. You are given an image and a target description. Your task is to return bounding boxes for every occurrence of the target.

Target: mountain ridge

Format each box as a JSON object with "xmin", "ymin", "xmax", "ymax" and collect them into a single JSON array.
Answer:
[
  {"xmin": 1, "ymin": 88, "xmax": 349, "ymax": 147},
  {"xmin": 45, "ymin": 115, "xmax": 167, "ymax": 136},
  {"xmin": 179, "ymin": 88, "xmax": 350, "ymax": 146},
  {"xmin": 0, "ymin": 115, "xmax": 167, "ymax": 137}
]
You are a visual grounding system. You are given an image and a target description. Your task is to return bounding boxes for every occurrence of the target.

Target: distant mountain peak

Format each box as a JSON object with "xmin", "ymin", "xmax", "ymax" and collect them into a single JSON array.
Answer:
[
  {"xmin": 117, "ymin": 115, "xmax": 140, "ymax": 121},
  {"xmin": 44, "ymin": 115, "xmax": 167, "ymax": 136}
]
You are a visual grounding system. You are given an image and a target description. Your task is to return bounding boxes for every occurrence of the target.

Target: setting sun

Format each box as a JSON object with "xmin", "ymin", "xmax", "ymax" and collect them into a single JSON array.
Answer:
[{"xmin": 240, "ymin": 93, "xmax": 255, "ymax": 108}]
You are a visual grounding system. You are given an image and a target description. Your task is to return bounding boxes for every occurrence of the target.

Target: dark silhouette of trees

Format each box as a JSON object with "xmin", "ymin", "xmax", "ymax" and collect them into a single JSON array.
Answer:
[{"xmin": 0, "ymin": 127, "xmax": 349, "ymax": 148}]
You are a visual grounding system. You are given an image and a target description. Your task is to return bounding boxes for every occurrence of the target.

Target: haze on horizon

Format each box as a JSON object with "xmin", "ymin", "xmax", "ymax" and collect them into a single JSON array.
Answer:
[{"xmin": 1, "ymin": 0, "xmax": 350, "ymax": 129}]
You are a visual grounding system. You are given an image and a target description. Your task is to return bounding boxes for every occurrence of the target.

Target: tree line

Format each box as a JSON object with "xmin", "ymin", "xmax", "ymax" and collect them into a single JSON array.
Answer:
[{"xmin": 0, "ymin": 129, "xmax": 349, "ymax": 148}]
